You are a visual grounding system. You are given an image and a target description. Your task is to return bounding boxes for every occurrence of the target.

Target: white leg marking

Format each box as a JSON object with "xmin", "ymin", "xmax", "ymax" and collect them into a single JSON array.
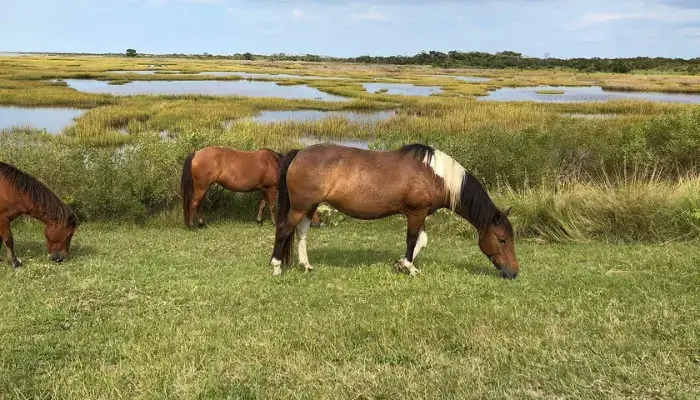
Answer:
[
  {"xmin": 395, "ymin": 257, "xmax": 420, "ymax": 276},
  {"xmin": 271, "ymin": 257, "xmax": 283, "ymax": 276},
  {"xmin": 296, "ymin": 216, "xmax": 313, "ymax": 271},
  {"xmin": 413, "ymin": 228, "xmax": 428, "ymax": 260}
]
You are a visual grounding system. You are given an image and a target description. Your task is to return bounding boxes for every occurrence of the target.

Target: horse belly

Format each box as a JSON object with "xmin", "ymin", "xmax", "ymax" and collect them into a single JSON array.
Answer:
[{"xmin": 326, "ymin": 186, "xmax": 402, "ymax": 220}]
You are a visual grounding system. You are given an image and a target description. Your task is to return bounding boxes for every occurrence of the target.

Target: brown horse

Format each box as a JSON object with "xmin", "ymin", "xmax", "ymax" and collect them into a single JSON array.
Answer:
[
  {"xmin": 0, "ymin": 162, "xmax": 79, "ymax": 267},
  {"xmin": 269, "ymin": 143, "xmax": 519, "ymax": 279},
  {"xmin": 180, "ymin": 146, "xmax": 285, "ymax": 228}
]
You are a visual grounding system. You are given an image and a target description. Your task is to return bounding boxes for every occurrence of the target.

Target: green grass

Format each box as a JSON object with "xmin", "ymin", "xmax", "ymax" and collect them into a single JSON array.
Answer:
[{"xmin": 0, "ymin": 218, "xmax": 698, "ymax": 399}]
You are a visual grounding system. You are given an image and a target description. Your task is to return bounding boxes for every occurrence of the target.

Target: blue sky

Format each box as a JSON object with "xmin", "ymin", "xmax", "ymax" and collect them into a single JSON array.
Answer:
[{"xmin": 1, "ymin": 0, "xmax": 700, "ymax": 58}]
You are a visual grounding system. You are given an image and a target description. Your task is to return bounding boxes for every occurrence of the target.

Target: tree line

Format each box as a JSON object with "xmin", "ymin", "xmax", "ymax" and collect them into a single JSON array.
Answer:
[{"xmin": 120, "ymin": 49, "xmax": 700, "ymax": 73}]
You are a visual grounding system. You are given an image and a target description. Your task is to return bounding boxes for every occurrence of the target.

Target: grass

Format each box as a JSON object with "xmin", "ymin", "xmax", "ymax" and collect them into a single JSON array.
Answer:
[
  {"xmin": 535, "ymin": 90, "xmax": 565, "ymax": 95},
  {"xmin": 0, "ymin": 218, "xmax": 698, "ymax": 399}
]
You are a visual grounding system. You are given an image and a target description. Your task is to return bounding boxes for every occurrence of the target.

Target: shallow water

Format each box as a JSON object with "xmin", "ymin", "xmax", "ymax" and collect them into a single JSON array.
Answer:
[
  {"xmin": 196, "ymin": 71, "xmax": 344, "ymax": 80},
  {"xmin": 477, "ymin": 85, "xmax": 700, "ymax": 103},
  {"xmin": 106, "ymin": 70, "xmax": 180, "ymax": 75},
  {"xmin": 61, "ymin": 79, "xmax": 348, "ymax": 101},
  {"xmin": 363, "ymin": 83, "xmax": 442, "ymax": 96},
  {"xmin": 425, "ymin": 75, "xmax": 492, "ymax": 83},
  {"xmin": 298, "ymin": 136, "xmax": 369, "ymax": 149},
  {"xmin": 0, "ymin": 106, "xmax": 84, "ymax": 133},
  {"xmin": 252, "ymin": 109, "xmax": 395, "ymax": 124}
]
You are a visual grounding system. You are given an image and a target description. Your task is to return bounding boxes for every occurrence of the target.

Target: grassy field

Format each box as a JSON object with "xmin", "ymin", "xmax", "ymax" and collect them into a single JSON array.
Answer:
[
  {"xmin": 1, "ymin": 219, "xmax": 698, "ymax": 399},
  {"xmin": 1, "ymin": 55, "xmax": 700, "ymax": 398}
]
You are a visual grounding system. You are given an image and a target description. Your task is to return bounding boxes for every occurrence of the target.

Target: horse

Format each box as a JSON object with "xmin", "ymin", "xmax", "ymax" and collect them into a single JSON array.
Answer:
[
  {"xmin": 0, "ymin": 162, "xmax": 79, "ymax": 267},
  {"xmin": 269, "ymin": 143, "xmax": 519, "ymax": 279},
  {"xmin": 180, "ymin": 146, "xmax": 284, "ymax": 229}
]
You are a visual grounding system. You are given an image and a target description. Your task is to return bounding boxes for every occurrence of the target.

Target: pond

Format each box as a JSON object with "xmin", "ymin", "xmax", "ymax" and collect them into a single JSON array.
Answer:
[
  {"xmin": 196, "ymin": 71, "xmax": 344, "ymax": 80},
  {"xmin": 0, "ymin": 106, "xmax": 84, "ymax": 133},
  {"xmin": 251, "ymin": 109, "xmax": 395, "ymax": 124},
  {"xmin": 477, "ymin": 85, "xmax": 700, "ymax": 103},
  {"xmin": 363, "ymin": 83, "xmax": 442, "ymax": 96},
  {"xmin": 298, "ymin": 136, "xmax": 369, "ymax": 150},
  {"xmin": 106, "ymin": 70, "xmax": 180, "ymax": 75},
  {"xmin": 425, "ymin": 75, "xmax": 492, "ymax": 83},
  {"xmin": 60, "ymin": 79, "xmax": 349, "ymax": 101}
]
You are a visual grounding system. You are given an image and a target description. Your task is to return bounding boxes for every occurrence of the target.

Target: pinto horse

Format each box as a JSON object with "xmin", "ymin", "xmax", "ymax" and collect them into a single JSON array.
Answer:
[
  {"xmin": 0, "ymin": 162, "xmax": 78, "ymax": 267},
  {"xmin": 269, "ymin": 143, "xmax": 519, "ymax": 279},
  {"xmin": 180, "ymin": 146, "xmax": 284, "ymax": 228}
]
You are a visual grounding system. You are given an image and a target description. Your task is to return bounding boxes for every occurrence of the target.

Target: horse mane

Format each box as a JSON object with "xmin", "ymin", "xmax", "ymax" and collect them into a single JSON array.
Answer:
[
  {"xmin": 396, "ymin": 143, "xmax": 435, "ymax": 165},
  {"xmin": 0, "ymin": 162, "xmax": 78, "ymax": 227},
  {"xmin": 395, "ymin": 143, "xmax": 512, "ymax": 235},
  {"xmin": 459, "ymin": 173, "xmax": 513, "ymax": 236}
]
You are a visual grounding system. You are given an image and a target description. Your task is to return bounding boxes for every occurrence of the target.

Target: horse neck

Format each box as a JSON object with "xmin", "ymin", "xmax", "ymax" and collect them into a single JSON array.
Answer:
[
  {"xmin": 453, "ymin": 178, "xmax": 499, "ymax": 235},
  {"xmin": 25, "ymin": 199, "xmax": 61, "ymax": 227}
]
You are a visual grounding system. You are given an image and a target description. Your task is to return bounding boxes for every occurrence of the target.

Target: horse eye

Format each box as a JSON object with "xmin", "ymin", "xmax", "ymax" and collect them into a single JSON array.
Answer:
[{"xmin": 498, "ymin": 238, "xmax": 506, "ymax": 244}]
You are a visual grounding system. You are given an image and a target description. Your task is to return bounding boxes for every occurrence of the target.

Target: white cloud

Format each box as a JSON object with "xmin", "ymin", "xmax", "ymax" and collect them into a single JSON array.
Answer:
[
  {"xmin": 351, "ymin": 5, "xmax": 386, "ymax": 21},
  {"xmin": 293, "ymin": 8, "xmax": 304, "ymax": 18},
  {"xmin": 574, "ymin": 0, "xmax": 700, "ymax": 30}
]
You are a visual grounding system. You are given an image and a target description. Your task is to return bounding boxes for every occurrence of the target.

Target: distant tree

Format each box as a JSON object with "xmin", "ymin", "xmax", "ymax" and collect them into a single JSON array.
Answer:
[
  {"xmin": 243, "ymin": 52, "xmax": 253, "ymax": 60},
  {"xmin": 611, "ymin": 61, "xmax": 632, "ymax": 74},
  {"xmin": 125, "ymin": 49, "xmax": 137, "ymax": 57}
]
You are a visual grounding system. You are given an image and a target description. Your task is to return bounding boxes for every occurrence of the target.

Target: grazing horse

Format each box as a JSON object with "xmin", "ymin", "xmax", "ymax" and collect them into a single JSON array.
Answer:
[
  {"xmin": 269, "ymin": 143, "xmax": 519, "ymax": 279},
  {"xmin": 180, "ymin": 146, "xmax": 284, "ymax": 229},
  {"xmin": 0, "ymin": 162, "xmax": 79, "ymax": 267}
]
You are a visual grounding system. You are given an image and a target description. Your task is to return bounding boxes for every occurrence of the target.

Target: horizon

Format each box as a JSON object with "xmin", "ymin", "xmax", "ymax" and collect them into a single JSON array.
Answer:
[{"xmin": 2, "ymin": 0, "xmax": 700, "ymax": 59}]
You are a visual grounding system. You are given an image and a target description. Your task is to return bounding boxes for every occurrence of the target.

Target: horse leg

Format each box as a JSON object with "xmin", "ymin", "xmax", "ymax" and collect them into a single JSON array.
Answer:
[
  {"xmin": 263, "ymin": 187, "xmax": 277, "ymax": 225},
  {"xmin": 413, "ymin": 225, "xmax": 428, "ymax": 260},
  {"xmin": 297, "ymin": 207, "xmax": 318, "ymax": 272},
  {"xmin": 0, "ymin": 219, "xmax": 21, "ymax": 268},
  {"xmin": 395, "ymin": 212, "xmax": 427, "ymax": 276},
  {"xmin": 191, "ymin": 185, "xmax": 209, "ymax": 229},
  {"xmin": 256, "ymin": 195, "xmax": 266, "ymax": 226},
  {"xmin": 270, "ymin": 209, "xmax": 306, "ymax": 276}
]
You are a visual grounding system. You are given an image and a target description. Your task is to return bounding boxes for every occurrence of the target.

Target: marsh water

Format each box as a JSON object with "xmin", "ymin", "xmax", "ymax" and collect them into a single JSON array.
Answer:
[
  {"xmin": 0, "ymin": 106, "xmax": 84, "ymax": 133},
  {"xmin": 298, "ymin": 136, "xmax": 370, "ymax": 149},
  {"xmin": 61, "ymin": 79, "xmax": 348, "ymax": 101},
  {"xmin": 478, "ymin": 85, "xmax": 700, "ymax": 103},
  {"xmin": 363, "ymin": 83, "xmax": 442, "ymax": 96},
  {"xmin": 251, "ymin": 109, "xmax": 395, "ymax": 124},
  {"xmin": 425, "ymin": 75, "xmax": 492, "ymax": 82}
]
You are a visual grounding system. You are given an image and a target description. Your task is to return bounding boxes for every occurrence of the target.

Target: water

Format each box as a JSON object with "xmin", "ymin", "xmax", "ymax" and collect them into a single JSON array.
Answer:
[
  {"xmin": 60, "ymin": 79, "xmax": 348, "ymax": 101},
  {"xmin": 477, "ymin": 85, "xmax": 700, "ymax": 103},
  {"xmin": 564, "ymin": 113, "xmax": 620, "ymax": 119},
  {"xmin": 425, "ymin": 75, "xmax": 492, "ymax": 82},
  {"xmin": 107, "ymin": 70, "xmax": 180, "ymax": 75},
  {"xmin": 251, "ymin": 109, "xmax": 395, "ymax": 124},
  {"xmin": 363, "ymin": 83, "xmax": 442, "ymax": 96},
  {"xmin": 196, "ymin": 71, "xmax": 344, "ymax": 80},
  {"xmin": 298, "ymin": 136, "xmax": 369, "ymax": 149},
  {"xmin": 0, "ymin": 106, "xmax": 84, "ymax": 133}
]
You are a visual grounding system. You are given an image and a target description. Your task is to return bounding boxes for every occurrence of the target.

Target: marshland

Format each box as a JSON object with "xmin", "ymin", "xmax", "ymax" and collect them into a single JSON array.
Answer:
[{"xmin": 1, "ymin": 53, "xmax": 699, "ymax": 399}]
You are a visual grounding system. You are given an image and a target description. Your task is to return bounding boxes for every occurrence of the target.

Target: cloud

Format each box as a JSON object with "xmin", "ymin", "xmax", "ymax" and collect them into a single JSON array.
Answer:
[
  {"xmin": 293, "ymin": 8, "xmax": 304, "ymax": 18},
  {"xmin": 351, "ymin": 5, "xmax": 386, "ymax": 21}
]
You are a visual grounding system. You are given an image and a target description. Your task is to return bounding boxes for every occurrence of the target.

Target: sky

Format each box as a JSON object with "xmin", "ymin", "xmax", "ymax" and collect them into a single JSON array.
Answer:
[{"xmin": 1, "ymin": 0, "xmax": 700, "ymax": 59}]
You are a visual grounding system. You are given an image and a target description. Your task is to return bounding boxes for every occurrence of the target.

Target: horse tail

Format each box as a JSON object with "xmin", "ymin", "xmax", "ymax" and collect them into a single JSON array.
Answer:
[
  {"xmin": 180, "ymin": 152, "xmax": 196, "ymax": 227},
  {"xmin": 277, "ymin": 149, "xmax": 300, "ymax": 266}
]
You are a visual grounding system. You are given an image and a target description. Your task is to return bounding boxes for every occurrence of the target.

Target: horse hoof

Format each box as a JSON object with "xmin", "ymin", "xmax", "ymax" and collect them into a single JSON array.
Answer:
[
  {"xmin": 13, "ymin": 259, "xmax": 22, "ymax": 268},
  {"xmin": 272, "ymin": 266, "xmax": 283, "ymax": 276},
  {"xmin": 303, "ymin": 264, "xmax": 314, "ymax": 273},
  {"xmin": 257, "ymin": 220, "xmax": 263, "ymax": 226}
]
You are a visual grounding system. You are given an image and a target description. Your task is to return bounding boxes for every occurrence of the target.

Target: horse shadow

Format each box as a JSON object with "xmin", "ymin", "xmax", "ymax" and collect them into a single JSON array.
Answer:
[
  {"xmin": 6, "ymin": 240, "xmax": 99, "ymax": 263},
  {"xmin": 310, "ymin": 247, "xmax": 400, "ymax": 269},
  {"xmin": 453, "ymin": 259, "xmax": 500, "ymax": 277}
]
